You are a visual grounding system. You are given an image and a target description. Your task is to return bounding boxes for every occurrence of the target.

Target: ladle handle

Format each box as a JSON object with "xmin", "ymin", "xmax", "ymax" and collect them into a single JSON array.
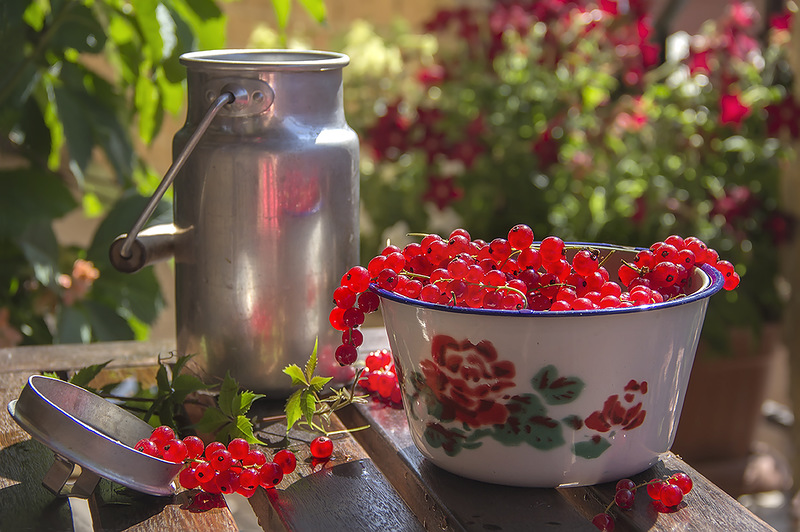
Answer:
[{"xmin": 116, "ymin": 89, "xmax": 238, "ymax": 259}]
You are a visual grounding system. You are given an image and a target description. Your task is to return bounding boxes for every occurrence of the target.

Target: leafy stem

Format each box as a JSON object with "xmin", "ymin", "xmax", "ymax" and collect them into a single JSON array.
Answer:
[{"xmin": 283, "ymin": 339, "xmax": 369, "ymax": 436}]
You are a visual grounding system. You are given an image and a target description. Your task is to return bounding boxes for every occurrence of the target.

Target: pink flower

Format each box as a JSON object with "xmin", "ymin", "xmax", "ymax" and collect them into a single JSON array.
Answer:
[
  {"xmin": 770, "ymin": 10, "xmax": 792, "ymax": 32},
  {"xmin": 687, "ymin": 48, "xmax": 711, "ymax": 74},
  {"xmin": 720, "ymin": 92, "xmax": 751, "ymax": 125}
]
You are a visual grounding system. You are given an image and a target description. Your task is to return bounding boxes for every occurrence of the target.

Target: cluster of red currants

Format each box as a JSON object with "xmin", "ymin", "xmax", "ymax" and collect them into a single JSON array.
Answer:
[
  {"xmin": 134, "ymin": 426, "xmax": 296, "ymax": 498},
  {"xmin": 357, "ymin": 349, "xmax": 402, "ymax": 405},
  {"xmin": 592, "ymin": 473, "xmax": 694, "ymax": 530},
  {"xmin": 329, "ymin": 225, "xmax": 740, "ymax": 365}
]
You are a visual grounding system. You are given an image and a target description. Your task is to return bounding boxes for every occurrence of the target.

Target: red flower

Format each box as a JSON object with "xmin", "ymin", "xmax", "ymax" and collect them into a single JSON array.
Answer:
[
  {"xmin": 366, "ymin": 103, "xmax": 412, "ymax": 161},
  {"xmin": 770, "ymin": 10, "xmax": 792, "ymax": 32},
  {"xmin": 420, "ymin": 335, "xmax": 516, "ymax": 428},
  {"xmin": 532, "ymin": 128, "xmax": 559, "ymax": 169},
  {"xmin": 720, "ymin": 92, "xmax": 751, "ymax": 125},
  {"xmin": 417, "ymin": 64, "xmax": 446, "ymax": 86},
  {"xmin": 687, "ymin": 48, "xmax": 711, "ymax": 75},
  {"xmin": 449, "ymin": 139, "xmax": 485, "ymax": 168},
  {"xmin": 422, "ymin": 175, "xmax": 464, "ymax": 210},
  {"xmin": 766, "ymin": 96, "xmax": 800, "ymax": 138}
]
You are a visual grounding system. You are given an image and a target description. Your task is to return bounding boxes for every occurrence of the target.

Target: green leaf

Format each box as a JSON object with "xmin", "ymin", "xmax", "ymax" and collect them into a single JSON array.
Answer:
[
  {"xmin": 218, "ymin": 373, "xmax": 239, "ymax": 418},
  {"xmin": 83, "ymin": 300, "xmax": 135, "ymax": 341},
  {"xmin": 236, "ymin": 390, "xmax": 265, "ymax": 417},
  {"xmin": 133, "ymin": 0, "xmax": 165, "ymax": 62},
  {"xmin": 309, "ymin": 375, "xmax": 332, "ymax": 392},
  {"xmin": 195, "ymin": 406, "xmax": 230, "ymax": 434},
  {"xmin": 297, "ymin": 0, "xmax": 326, "ymax": 23},
  {"xmin": 69, "ymin": 360, "xmax": 112, "ymax": 388},
  {"xmin": 283, "ymin": 364, "xmax": 308, "ymax": 387},
  {"xmin": 300, "ymin": 390, "xmax": 316, "ymax": 424},
  {"xmin": 56, "ymin": 306, "xmax": 91, "ymax": 344},
  {"xmin": 171, "ymin": 373, "xmax": 209, "ymax": 404},
  {"xmin": 271, "ymin": 0, "xmax": 291, "ymax": 30},
  {"xmin": 304, "ymin": 337, "xmax": 319, "ymax": 381},
  {"xmin": 53, "ymin": 85, "xmax": 94, "ymax": 176},
  {"xmin": 48, "ymin": 3, "xmax": 106, "ymax": 54},
  {"xmin": 0, "ymin": 169, "xmax": 77, "ymax": 239},
  {"xmin": 171, "ymin": 354, "xmax": 195, "ymax": 378},
  {"xmin": 155, "ymin": 364, "xmax": 170, "ymax": 394},
  {"xmin": 233, "ymin": 415, "xmax": 265, "ymax": 444},
  {"xmin": 17, "ymin": 221, "xmax": 59, "ymax": 288},
  {"xmin": 284, "ymin": 389, "xmax": 303, "ymax": 432}
]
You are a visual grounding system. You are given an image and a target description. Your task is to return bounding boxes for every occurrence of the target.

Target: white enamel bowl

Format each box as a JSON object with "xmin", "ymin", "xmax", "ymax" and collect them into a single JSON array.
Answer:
[{"xmin": 374, "ymin": 243, "xmax": 724, "ymax": 487}]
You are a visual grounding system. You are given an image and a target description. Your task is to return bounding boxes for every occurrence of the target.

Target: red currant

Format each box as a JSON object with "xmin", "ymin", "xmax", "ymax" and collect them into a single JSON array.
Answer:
[
  {"xmin": 335, "ymin": 344, "xmax": 358, "ymax": 365},
  {"xmin": 162, "ymin": 438, "xmax": 188, "ymax": 463},
  {"xmin": 135, "ymin": 438, "xmax": 160, "ymax": 457},
  {"xmin": 209, "ymin": 448, "xmax": 234, "ymax": 471},
  {"xmin": 591, "ymin": 512, "xmax": 615, "ymax": 531},
  {"xmin": 660, "ymin": 483, "xmax": 684, "ymax": 507},
  {"xmin": 238, "ymin": 468, "xmax": 260, "ymax": 492},
  {"xmin": 258, "ymin": 462, "xmax": 284, "ymax": 488},
  {"xmin": 310, "ymin": 436, "xmax": 333, "ymax": 459},
  {"xmin": 615, "ymin": 478, "xmax": 636, "ymax": 492},
  {"xmin": 243, "ymin": 449, "xmax": 268, "ymax": 467},
  {"xmin": 614, "ymin": 488, "xmax": 635, "ymax": 510},
  {"xmin": 179, "ymin": 465, "xmax": 201, "ymax": 489},
  {"xmin": 670, "ymin": 472, "xmax": 693, "ymax": 494},
  {"xmin": 342, "ymin": 266, "xmax": 370, "ymax": 292},
  {"xmin": 183, "ymin": 435, "xmax": 205, "ymax": 459},
  {"xmin": 274, "ymin": 449, "xmax": 297, "ymax": 474},
  {"xmin": 507, "ymin": 224, "xmax": 534, "ymax": 250},
  {"xmin": 646, "ymin": 478, "xmax": 666, "ymax": 500},
  {"xmin": 227, "ymin": 438, "xmax": 250, "ymax": 460},
  {"xmin": 150, "ymin": 425, "xmax": 176, "ymax": 445}
]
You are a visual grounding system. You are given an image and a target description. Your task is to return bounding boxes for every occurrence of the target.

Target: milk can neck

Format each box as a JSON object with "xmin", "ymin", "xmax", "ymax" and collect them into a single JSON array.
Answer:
[{"xmin": 180, "ymin": 50, "xmax": 349, "ymax": 129}]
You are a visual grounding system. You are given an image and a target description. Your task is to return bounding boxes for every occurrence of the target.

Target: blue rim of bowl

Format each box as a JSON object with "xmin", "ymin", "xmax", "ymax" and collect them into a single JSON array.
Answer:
[{"xmin": 369, "ymin": 243, "xmax": 726, "ymax": 318}]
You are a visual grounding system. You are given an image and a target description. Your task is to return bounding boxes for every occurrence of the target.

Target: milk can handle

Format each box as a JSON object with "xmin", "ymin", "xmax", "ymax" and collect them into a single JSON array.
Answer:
[{"xmin": 116, "ymin": 90, "xmax": 236, "ymax": 259}]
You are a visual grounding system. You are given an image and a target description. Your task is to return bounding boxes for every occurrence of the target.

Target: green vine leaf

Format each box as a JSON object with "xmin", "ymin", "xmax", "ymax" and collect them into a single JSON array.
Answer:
[
  {"xmin": 283, "ymin": 339, "xmax": 368, "ymax": 436},
  {"xmin": 69, "ymin": 360, "xmax": 112, "ymax": 389}
]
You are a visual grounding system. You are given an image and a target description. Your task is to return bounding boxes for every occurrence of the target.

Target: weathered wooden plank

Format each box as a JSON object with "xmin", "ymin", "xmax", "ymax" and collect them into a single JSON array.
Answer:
[
  {"xmin": 339, "ymin": 400, "xmax": 778, "ymax": 531},
  {"xmin": 0, "ymin": 339, "xmax": 176, "ymax": 373},
  {"xmin": 247, "ymin": 403, "xmax": 425, "ymax": 532},
  {"xmin": 558, "ymin": 453, "xmax": 777, "ymax": 532},
  {"xmin": 88, "ymin": 479, "xmax": 238, "ymax": 532},
  {"xmin": 0, "ymin": 371, "xmax": 74, "ymax": 531},
  {"xmin": 338, "ymin": 401, "xmax": 592, "ymax": 531}
]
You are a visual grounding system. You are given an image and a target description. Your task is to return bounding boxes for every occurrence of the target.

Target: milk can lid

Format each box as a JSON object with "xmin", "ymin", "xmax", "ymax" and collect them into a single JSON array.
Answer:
[{"xmin": 7, "ymin": 375, "xmax": 182, "ymax": 497}]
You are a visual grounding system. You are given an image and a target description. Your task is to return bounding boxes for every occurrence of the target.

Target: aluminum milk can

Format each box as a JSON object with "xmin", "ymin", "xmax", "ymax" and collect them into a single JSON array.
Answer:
[{"xmin": 110, "ymin": 50, "xmax": 359, "ymax": 396}]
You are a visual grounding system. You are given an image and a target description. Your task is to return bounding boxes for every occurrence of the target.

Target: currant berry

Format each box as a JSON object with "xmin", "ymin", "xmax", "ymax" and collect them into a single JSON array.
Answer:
[
  {"xmin": 183, "ymin": 435, "xmax": 205, "ymax": 460},
  {"xmin": 162, "ymin": 438, "xmax": 188, "ymax": 463},
  {"xmin": 328, "ymin": 307, "xmax": 348, "ymax": 331},
  {"xmin": 274, "ymin": 449, "xmax": 298, "ymax": 474},
  {"xmin": 310, "ymin": 436, "xmax": 334, "ymax": 459},
  {"xmin": 259, "ymin": 462, "xmax": 284, "ymax": 488},
  {"xmin": 646, "ymin": 478, "xmax": 666, "ymax": 500},
  {"xmin": 572, "ymin": 249, "xmax": 599, "ymax": 276},
  {"xmin": 216, "ymin": 469, "xmax": 240, "ymax": 494},
  {"xmin": 227, "ymin": 438, "xmax": 250, "ymax": 460},
  {"xmin": 342, "ymin": 328, "xmax": 364, "ymax": 347},
  {"xmin": 243, "ymin": 449, "xmax": 268, "ymax": 467},
  {"xmin": 134, "ymin": 438, "xmax": 160, "ymax": 457},
  {"xmin": 335, "ymin": 344, "xmax": 358, "ymax": 365},
  {"xmin": 507, "ymin": 224, "xmax": 534, "ymax": 250},
  {"xmin": 591, "ymin": 512, "xmax": 615, "ymax": 531},
  {"xmin": 150, "ymin": 425, "xmax": 176, "ymax": 445},
  {"xmin": 194, "ymin": 461, "xmax": 216, "ymax": 483},
  {"xmin": 539, "ymin": 236, "xmax": 565, "ymax": 262},
  {"xmin": 179, "ymin": 465, "xmax": 201, "ymax": 489},
  {"xmin": 357, "ymin": 291, "xmax": 381, "ymax": 313},
  {"xmin": 205, "ymin": 441, "xmax": 226, "ymax": 458},
  {"xmin": 615, "ymin": 478, "xmax": 636, "ymax": 492},
  {"xmin": 342, "ymin": 266, "xmax": 370, "ymax": 292},
  {"xmin": 660, "ymin": 483, "xmax": 684, "ymax": 507},
  {"xmin": 209, "ymin": 448, "xmax": 234, "ymax": 471},
  {"xmin": 670, "ymin": 472, "xmax": 693, "ymax": 494},
  {"xmin": 238, "ymin": 468, "xmax": 260, "ymax": 493},
  {"xmin": 333, "ymin": 286, "xmax": 357, "ymax": 309},
  {"xmin": 614, "ymin": 488, "xmax": 635, "ymax": 510}
]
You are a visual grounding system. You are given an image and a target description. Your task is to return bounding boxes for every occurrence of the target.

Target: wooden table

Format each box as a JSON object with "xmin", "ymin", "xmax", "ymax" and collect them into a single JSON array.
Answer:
[{"xmin": 0, "ymin": 334, "xmax": 778, "ymax": 531}]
